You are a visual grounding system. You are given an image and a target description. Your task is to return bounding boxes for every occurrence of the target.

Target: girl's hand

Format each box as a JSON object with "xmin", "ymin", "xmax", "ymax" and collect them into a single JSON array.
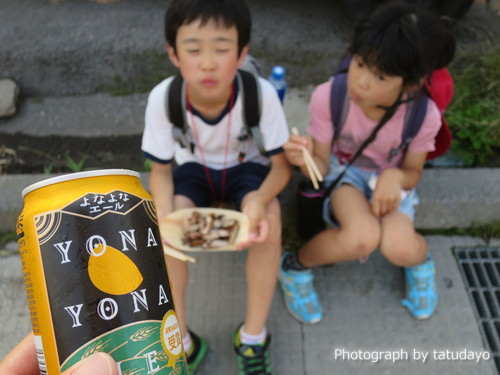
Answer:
[
  {"xmin": 283, "ymin": 134, "xmax": 313, "ymax": 167},
  {"xmin": 370, "ymin": 168, "xmax": 404, "ymax": 217},
  {"xmin": 237, "ymin": 193, "xmax": 268, "ymax": 250}
]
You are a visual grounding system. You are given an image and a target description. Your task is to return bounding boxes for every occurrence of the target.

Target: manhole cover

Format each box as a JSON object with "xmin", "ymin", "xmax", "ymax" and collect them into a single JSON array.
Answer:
[{"xmin": 454, "ymin": 247, "xmax": 500, "ymax": 373}]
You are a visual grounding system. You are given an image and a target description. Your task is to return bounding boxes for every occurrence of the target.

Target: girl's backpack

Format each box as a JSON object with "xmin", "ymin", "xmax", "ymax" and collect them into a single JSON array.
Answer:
[
  {"xmin": 297, "ymin": 57, "xmax": 454, "ymax": 242},
  {"xmin": 330, "ymin": 55, "xmax": 454, "ymax": 160}
]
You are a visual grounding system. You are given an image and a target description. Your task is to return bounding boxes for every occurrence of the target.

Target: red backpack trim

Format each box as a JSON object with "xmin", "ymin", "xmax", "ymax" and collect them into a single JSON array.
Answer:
[{"xmin": 424, "ymin": 68, "xmax": 453, "ymax": 160}]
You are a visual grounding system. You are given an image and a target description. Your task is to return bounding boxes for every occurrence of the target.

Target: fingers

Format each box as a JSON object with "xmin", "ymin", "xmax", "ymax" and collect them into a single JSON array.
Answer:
[
  {"xmin": 0, "ymin": 335, "xmax": 118, "ymax": 375},
  {"xmin": 252, "ymin": 219, "xmax": 269, "ymax": 243},
  {"xmin": 247, "ymin": 218, "xmax": 261, "ymax": 242},
  {"xmin": 287, "ymin": 133, "xmax": 308, "ymax": 146},
  {"xmin": 237, "ymin": 219, "xmax": 269, "ymax": 249},
  {"xmin": 371, "ymin": 197, "xmax": 400, "ymax": 217},
  {"xmin": 370, "ymin": 199, "xmax": 380, "ymax": 218},
  {"xmin": 236, "ymin": 240, "xmax": 250, "ymax": 250},
  {"xmin": 284, "ymin": 134, "xmax": 309, "ymax": 166},
  {"xmin": 65, "ymin": 353, "xmax": 117, "ymax": 375},
  {"xmin": 236, "ymin": 216, "xmax": 259, "ymax": 250},
  {"xmin": 0, "ymin": 333, "xmax": 39, "ymax": 375}
]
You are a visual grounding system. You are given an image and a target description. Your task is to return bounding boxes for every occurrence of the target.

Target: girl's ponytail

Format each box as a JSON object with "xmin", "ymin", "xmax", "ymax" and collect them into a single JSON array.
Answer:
[{"xmin": 432, "ymin": 15, "xmax": 456, "ymax": 70}]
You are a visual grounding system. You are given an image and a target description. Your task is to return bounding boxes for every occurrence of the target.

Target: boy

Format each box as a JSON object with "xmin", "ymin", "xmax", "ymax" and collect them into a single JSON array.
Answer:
[{"xmin": 141, "ymin": 0, "xmax": 291, "ymax": 373}]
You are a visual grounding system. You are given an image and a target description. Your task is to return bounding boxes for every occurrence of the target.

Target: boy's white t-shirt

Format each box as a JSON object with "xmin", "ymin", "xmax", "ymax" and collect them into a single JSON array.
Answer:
[
  {"xmin": 142, "ymin": 76, "xmax": 289, "ymax": 170},
  {"xmin": 307, "ymin": 80, "xmax": 442, "ymax": 173}
]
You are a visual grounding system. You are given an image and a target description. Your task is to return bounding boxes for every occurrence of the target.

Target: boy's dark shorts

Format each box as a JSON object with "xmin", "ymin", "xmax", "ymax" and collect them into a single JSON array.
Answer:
[{"xmin": 173, "ymin": 162, "xmax": 270, "ymax": 209}]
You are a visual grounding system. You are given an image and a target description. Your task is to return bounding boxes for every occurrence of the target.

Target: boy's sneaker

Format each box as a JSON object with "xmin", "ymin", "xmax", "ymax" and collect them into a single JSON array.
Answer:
[
  {"xmin": 186, "ymin": 330, "xmax": 208, "ymax": 374},
  {"xmin": 233, "ymin": 324, "xmax": 272, "ymax": 375},
  {"xmin": 278, "ymin": 252, "xmax": 323, "ymax": 324},
  {"xmin": 401, "ymin": 254, "xmax": 438, "ymax": 319}
]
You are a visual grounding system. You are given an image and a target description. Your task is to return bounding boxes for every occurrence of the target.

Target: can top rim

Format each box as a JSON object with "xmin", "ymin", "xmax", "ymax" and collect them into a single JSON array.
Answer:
[{"xmin": 22, "ymin": 169, "xmax": 141, "ymax": 197}]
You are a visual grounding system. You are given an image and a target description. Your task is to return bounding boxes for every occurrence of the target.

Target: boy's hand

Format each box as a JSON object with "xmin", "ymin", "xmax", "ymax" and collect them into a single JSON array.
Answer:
[
  {"xmin": 237, "ymin": 193, "xmax": 269, "ymax": 250},
  {"xmin": 283, "ymin": 134, "xmax": 313, "ymax": 167},
  {"xmin": 370, "ymin": 169, "xmax": 404, "ymax": 217}
]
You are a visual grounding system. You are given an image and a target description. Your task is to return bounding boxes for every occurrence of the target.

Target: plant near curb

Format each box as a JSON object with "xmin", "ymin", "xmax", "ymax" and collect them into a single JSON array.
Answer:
[
  {"xmin": 419, "ymin": 220, "xmax": 500, "ymax": 245},
  {"xmin": 143, "ymin": 159, "xmax": 153, "ymax": 172},
  {"xmin": 447, "ymin": 47, "xmax": 500, "ymax": 167},
  {"xmin": 0, "ymin": 146, "xmax": 18, "ymax": 174},
  {"xmin": 64, "ymin": 153, "xmax": 89, "ymax": 172}
]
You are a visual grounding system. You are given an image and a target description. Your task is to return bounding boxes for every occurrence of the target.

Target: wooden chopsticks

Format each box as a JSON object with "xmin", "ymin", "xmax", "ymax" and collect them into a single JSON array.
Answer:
[
  {"xmin": 163, "ymin": 245, "xmax": 197, "ymax": 263},
  {"xmin": 291, "ymin": 127, "xmax": 323, "ymax": 190}
]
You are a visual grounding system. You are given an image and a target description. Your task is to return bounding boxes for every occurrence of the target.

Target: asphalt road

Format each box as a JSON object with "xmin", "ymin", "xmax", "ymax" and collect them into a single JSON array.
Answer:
[
  {"xmin": 1, "ymin": 0, "xmax": 498, "ymax": 97},
  {"xmin": 1, "ymin": 0, "xmax": 350, "ymax": 96}
]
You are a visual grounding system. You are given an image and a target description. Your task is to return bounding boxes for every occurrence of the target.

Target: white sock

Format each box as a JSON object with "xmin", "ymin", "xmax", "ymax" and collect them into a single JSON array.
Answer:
[
  {"xmin": 183, "ymin": 332, "xmax": 193, "ymax": 355},
  {"xmin": 239, "ymin": 325, "xmax": 267, "ymax": 345}
]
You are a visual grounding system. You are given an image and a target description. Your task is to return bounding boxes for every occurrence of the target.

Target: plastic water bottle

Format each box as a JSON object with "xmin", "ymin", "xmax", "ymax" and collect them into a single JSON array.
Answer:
[{"xmin": 268, "ymin": 65, "xmax": 287, "ymax": 103}]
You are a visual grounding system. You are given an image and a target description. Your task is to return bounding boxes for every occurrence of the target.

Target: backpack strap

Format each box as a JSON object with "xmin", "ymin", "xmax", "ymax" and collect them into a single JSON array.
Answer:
[
  {"xmin": 402, "ymin": 92, "xmax": 428, "ymax": 145},
  {"xmin": 165, "ymin": 70, "xmax": 265, "ymax": 156},
  {"xmin": 330, "ymin": 54, "xmax": 425, "ymax": 163},
  {"xmin": 396, "ymin": 68, "xmax": 454, "ymax": 160},
  {"xmin": 164, "ymin": 74, "xmax": 193, "ymax": 151},
  {"xmin": 330, "ymin": 55, "xmax": 351, "ymax": 139},
  {"xmin": 236, "ymin": 69, "xmax": 265, "ymax": 155},
  {"xmin": 386, "ymin": 92, "xmax": 429, "ymax": 162},
  {"xmin": 330, "ymin": 57, "xmax": 453, "ymax": 163},
  {"xmin": 330, "ymin": 72, "xmax": 349, "ymax": 140}
]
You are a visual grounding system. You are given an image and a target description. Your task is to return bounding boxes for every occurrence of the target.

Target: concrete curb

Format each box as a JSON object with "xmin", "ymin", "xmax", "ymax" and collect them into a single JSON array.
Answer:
[{"xmin": 1, "ymin": 168, "xmax": 499, "ymax": 233}]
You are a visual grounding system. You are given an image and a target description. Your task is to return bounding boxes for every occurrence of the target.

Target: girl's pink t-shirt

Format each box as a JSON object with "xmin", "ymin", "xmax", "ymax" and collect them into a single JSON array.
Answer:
[{"xmin": 307, "ymin": 80, "xmax": 442, "ymax": 173}]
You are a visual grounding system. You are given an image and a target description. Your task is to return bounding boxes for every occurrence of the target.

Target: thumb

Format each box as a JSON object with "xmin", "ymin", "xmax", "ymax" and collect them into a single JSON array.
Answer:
[
  {"xmin": 370, "ymin": 200, "xmax": 380, "ymax": 218},
  {"xmin": 64, "ymin": 353, "xmax": 117, "ymax": 375},
  {"xmin": 250, "ymin": 219, "xmax": 269, "ymax": 243},
  {"xmin": 255, "ymin": 219, "xmax": 269, "ymax": 242},
  {"xmin": 248, "ymin": 217, "xmax": 259, "ymax": 239}
]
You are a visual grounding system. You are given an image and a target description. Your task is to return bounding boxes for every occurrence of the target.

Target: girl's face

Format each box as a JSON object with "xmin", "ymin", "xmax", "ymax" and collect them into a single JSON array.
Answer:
[
  {"xmin": 167, "ymin": 18, "xmax": 248, "ymax": 106},
  {"xmin": 347, "ymin": 54, "xmax": 404, "ymax": 117}
]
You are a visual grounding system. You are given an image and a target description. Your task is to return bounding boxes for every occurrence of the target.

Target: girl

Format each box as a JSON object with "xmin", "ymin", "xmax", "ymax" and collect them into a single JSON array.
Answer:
[{"xmin": 279, "ymin": 1, "xmax": 456, "ymax": 324}]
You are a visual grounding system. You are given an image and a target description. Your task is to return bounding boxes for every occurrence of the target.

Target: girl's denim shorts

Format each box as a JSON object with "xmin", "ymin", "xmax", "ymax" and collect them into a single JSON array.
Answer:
[{"xmin": 322, "ymin": 155, "xmax": 420, "ymax": 227}]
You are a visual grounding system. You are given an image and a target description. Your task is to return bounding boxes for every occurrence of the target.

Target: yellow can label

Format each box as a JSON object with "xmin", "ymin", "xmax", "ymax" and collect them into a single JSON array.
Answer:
[{"xmin": 18, "ymin": 173, "xmax": 188, "ymax": 374}]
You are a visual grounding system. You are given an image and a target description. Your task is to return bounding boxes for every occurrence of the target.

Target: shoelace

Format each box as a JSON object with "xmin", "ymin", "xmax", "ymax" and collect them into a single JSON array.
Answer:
[
  {"xmin": 296, "ymin": 280, "xmax": 315, "ymax": 299},
  {"xmin": 238, "ymin": 349, "xmax": 270, "ymax": 375},
  {"xmin": 407, "ymin": 271, "xmax": 435, "ymax": 308},
  {"xmin": 408, "ymin": 266, "xmax": 434, "ymax": 291},
  {"xmin": 413, "ymin": 277, "xmax": 431, "ymax": 290},
  {"xmin": 238, "ymin": 352, "xmax": 271, "ymax": 375}
]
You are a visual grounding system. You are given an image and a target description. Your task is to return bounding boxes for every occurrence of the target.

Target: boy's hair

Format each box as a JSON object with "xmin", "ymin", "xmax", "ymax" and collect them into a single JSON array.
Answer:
[
  {"xmin": 348, "ymin": 2, "xmax": 456, "ymax": 86},
  {"xmin": 165, "ymin": 0, "xmax": 251, "ymax": 56}
]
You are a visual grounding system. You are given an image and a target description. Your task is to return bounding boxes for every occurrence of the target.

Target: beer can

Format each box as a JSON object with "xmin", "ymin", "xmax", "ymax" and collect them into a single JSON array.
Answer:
[{"xmin": 16, "ymin": 169, "xmax": 188, "ymax": 374}]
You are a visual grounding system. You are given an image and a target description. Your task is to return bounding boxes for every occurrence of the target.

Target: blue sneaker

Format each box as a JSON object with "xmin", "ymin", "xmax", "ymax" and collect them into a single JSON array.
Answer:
[
  {"xmin": 278, "ymin": 252, "xmax": 323, "ymax": 324},
  {"xmin": 401, "ymin": 254, "xmax": 438, "ymax": 319}
]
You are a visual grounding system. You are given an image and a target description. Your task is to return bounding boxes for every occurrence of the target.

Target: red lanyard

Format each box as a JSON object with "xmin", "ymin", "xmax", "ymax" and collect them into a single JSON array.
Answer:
[{"xmin": 186, "ymin": 85, "xmax": 234, "ymax": 207}]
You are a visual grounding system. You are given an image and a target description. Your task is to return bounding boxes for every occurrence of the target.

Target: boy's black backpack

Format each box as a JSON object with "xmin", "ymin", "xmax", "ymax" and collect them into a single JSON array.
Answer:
[
  {"xmin": 330, "ymin": 55, "xmax": 454, "ymax": 161},
  {"xmin": 164, "ymin": 55, "xmax": 267, "ymax": 155}
]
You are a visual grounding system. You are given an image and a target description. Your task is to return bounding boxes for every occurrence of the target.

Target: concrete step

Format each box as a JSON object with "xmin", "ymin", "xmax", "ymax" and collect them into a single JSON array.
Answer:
[
  {"xmin": 1, "ymin": 86, "xmax": 500, "ymax": 232},
  {"xmin": 2, "ymin": 166, "xmax": 500, "ymax": 233}
]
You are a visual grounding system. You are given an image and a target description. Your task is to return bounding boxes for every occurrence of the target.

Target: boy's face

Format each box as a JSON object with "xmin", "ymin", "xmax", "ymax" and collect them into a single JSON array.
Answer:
[
  {"xmin": 347, "ymin": 54, "xmax": 404, "ymax": 115},
  {"xmin": 167, "ymin": 18, "xmax": 248, "ymax": 104}
]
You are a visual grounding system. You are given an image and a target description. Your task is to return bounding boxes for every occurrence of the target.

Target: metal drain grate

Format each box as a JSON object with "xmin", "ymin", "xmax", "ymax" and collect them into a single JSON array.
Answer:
[{"xmin": 454, "ymin": 247, "xmax": 500, "ymax": 373}]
